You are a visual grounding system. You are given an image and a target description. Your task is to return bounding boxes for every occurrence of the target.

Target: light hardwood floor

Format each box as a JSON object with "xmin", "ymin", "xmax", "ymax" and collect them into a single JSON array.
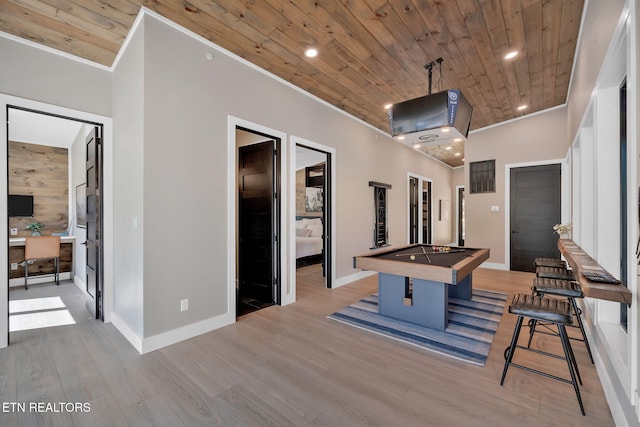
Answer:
[{"xmin": 1, "ymin": 267, "xmax": 614, "ymax": 426}]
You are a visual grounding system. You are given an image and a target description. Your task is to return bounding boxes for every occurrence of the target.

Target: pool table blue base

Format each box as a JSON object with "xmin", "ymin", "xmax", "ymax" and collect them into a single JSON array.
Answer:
[{"xmin": 378, "ymin": 272, "xmax": 472, "ymax": 330}]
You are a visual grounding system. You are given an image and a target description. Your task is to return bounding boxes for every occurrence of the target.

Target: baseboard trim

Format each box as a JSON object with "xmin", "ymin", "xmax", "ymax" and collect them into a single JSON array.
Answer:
[
  {"xmin": 110, "ymin": 312, "xmax": 143, "ymax": 354},
  {"xmin": 589, "ymin": 332, "xmax": 640, "ymax": 427},
  {"xmin": 334, "ymin": 270, "xmax": 376, "ymax": 288},
  {"xmin": 112, "ymin": 309, "xmax": 238, "ymax": 355},
  {"xmin": 140, "ymin": 311, "xmax": 236, "ymax": 354},
  {"xmin": 480, "ymin": 262, "xmax": 508, "ymax": 270},
  {"xmin": 73, "ymin": 275, "xmax": 86, "ymax": 292}
]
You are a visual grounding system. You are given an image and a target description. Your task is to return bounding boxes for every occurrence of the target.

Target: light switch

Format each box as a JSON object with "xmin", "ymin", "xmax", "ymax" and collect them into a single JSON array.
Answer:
[{"xmin": 491, "ymin": 205, "xmax": 500, "ymax": 212}]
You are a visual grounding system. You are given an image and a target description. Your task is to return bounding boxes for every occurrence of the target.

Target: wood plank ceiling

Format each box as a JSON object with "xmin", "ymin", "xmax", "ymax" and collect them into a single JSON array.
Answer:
[{"xmin": 0, "ymin": 0, "xmax": 584, "ymax": 167}]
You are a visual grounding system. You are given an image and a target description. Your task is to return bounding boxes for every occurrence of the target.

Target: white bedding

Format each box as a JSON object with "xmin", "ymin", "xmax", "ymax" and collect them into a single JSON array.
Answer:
[
  {"xmin": 296, "ymin": 236, "xmax": 323, "ymax": 258},
  {"xmin": 296, "ymin": 218, "xmax": 323, "ymax": 259}
]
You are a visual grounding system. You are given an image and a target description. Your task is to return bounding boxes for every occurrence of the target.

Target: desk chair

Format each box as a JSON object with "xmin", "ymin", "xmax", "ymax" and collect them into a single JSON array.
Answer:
[{"xmin": 24, "ymin": 236, "xmax": 61, "ymax": 290}]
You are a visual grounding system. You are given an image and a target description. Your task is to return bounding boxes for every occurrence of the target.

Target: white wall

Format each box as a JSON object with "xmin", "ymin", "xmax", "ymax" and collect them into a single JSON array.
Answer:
[
  {"xmin": 111, "ymin": 18, "xmax": 146, "ymax": 341},
  {"xmin": 111, "ymin": 12, "xmax": 454, "ymax": 350},
  {"xmin": 567, "ymin": 1, "xmax": 640, "ymax": 426},
  {"xmin": 464, "ymin": 107, "xmax": 570, "ymax": 267},
  {"xmin": 0, "ymin": 35, "xmax": 111, "ymax": 117},
  {"xmin": 567, "ymin": 0, "xmax": 626, "ymax": 140}
]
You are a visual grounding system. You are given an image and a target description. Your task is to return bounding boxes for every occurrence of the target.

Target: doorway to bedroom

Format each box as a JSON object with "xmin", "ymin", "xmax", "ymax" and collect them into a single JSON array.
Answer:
[{"xmin": 295, "ymin": 144, "xmax": 332, "ymax": 289}]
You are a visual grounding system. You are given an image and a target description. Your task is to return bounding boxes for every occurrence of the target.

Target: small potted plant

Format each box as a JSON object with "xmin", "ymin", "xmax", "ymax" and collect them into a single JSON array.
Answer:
[
  {"xmin": 553, "ymin": 223, "xmax": 572, "ymax": 239},
  {"xmin": 26, "ymin": 222, "xmax": 44, "ymax": 236}
]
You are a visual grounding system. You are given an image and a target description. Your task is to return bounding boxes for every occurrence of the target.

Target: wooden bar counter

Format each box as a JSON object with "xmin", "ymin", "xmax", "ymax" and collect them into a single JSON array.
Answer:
[{"xmin": 558, "ymin": 239, "xmax": 632, "ymax": 306}]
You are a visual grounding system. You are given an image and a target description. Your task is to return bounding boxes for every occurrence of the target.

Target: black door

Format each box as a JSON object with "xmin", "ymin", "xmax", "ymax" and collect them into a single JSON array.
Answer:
[
  {"xmin": 323, "ymin": 152, "xmax": 332, "ymax": 288},
  {"xmin": 510, "ymin": 164, "xmax": 561, "ymax": 272},
  {"xmin": 422, "ymin": 180, "xmax": 432, "ymax": 244},
  {"xmin": 238, "ymin": 141, "xmax": 278, "ymax": 306},
  {"xmin": 409, "ymin": 177, "xmax": 419, "ymax": 244},
  {"xmin": 85, "ymin": 127, "xmax": 102, "ymax": 319},
  {"xmin": 458, "ymin": 187, "xmax": 465, "ymax": 246}
]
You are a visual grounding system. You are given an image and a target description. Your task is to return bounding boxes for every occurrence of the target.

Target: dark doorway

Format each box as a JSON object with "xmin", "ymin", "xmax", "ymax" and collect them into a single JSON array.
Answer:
[
  {"xmin": 510, "ymin": 164, "xmax": 561, "ymax": 272},
  {"xmin": 85, "ymin": 126, "xmax": 103, "ymax": 319},
  {"xmin": 237, "ymin": 130, "xmax": 280, "ymax": 316},
  {"xmin": 457, "ymin": 187, "xmax": 465, "ymax": 246},
  {"xmin": 422, "ymin": 180, "xmax": 432, "ymax": 244},
  {"xmin": 409, "ymin": 176, "xmax": 431, "ymax": 244},
  {"xmin": 409, "ymin": 177, "xmax": 419, "ymax": 244}
]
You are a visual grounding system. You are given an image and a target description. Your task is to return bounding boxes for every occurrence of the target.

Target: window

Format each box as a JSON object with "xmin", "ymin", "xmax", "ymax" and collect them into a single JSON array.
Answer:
[
  {"xmin": 470, "ymin": 160, "xmax": 496, "ymax": 193},
  {"xmin": 369, "ymin": 181, "xmax": 391, "ymax": 248}
]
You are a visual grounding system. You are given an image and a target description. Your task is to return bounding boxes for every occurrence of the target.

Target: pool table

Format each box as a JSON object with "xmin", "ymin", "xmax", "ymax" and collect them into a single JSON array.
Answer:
[{"xmin": 353, "ymin": 244, "xmax": 490, "ymax": 329}]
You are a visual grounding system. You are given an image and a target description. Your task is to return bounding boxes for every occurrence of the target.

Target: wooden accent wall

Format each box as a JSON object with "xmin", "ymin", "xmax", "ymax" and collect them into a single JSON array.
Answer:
[{"xmin": 9, "ymin": 142, "xmax": 69, "ymax": 236}]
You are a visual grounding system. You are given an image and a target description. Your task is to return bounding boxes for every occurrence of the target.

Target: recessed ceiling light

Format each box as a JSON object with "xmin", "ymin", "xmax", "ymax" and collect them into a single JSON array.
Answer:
[
  {"xmin": 397, "ymin": 136, "xmax": 405, "ymax": 141},
  {"xmin": 384, "ymin": 104, "xmax": 392, "ymax": 110},
  {"xmin": 454, "ymin": 152, "xmax": 461, "ymax": 156},
  {"xmin": 517, "ymin": 105, "xmax": 528, "ymax": 111},
  {"xmin": 454, "ymin": 138, "xmax": 462, "ymax": 142},
  {"xmin": 413, "ymin": 144, "xmax": 420, "ymax": 148},
  {"xmin": 441, "ymin": 127, "xmax": 450, "ymax": 133},
  {"xmin": 504, "ymin": 51, "xmax": 518, "ymax": 60},
  {"xmin": 305, "ymin": 48, "xmax": 318, "ymax": 58},
  {"xmin": 445, "ymin": 146, "xmax": 452, "ymax": 150}
]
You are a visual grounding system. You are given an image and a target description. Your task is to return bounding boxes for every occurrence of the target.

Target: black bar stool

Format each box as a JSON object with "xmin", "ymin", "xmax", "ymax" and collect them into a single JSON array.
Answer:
[
  {"xmin": 534, "ymin": 257, "xmax": 567, "ymax": 269},
  {"xmin": 536, "ymin": 266, "xmax": 575, "ymax": 281},
  {"xmin": 530, "ymin": 277, "xmax": 594, "ymax": 364},
  {"xmin": 501, "ymin": 293, "xmax": 585, "ymax": 416}
]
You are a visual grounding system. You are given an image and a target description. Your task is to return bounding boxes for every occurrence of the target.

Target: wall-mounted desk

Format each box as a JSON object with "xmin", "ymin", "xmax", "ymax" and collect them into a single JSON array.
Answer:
[
  {"xmin": 9, "ymin": 236, "xmax": 76, "ymax": 286},
  {"xmin": 558, "ymin": 239, "xmax": 632, "ymax": 306}
]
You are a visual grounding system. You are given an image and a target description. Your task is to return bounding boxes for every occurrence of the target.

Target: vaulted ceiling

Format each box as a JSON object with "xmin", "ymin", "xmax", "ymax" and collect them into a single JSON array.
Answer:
[{"xmin": 0, "ymin": 0, "xmax": 584, "ymax": 166}]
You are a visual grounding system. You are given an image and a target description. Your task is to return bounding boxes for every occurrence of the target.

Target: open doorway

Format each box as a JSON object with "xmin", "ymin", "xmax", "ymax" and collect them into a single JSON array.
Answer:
[
  {"xmin": 236, "ymin": 127, "xmax": 281, "ymax": 316},
  {"xmin": 294, "ymin": 144, "xmax": 332, "ymax": 288},
  {"xmin": 6, "ymin": 107, "xmax": 103, "ymax": 339},
  {"xmin": 408, "ymin": 174, "xmax": 432, "ymax": 244},
  {"xmin": 456, "ymin": 186, "xmax": 465, "ymax": 246}
]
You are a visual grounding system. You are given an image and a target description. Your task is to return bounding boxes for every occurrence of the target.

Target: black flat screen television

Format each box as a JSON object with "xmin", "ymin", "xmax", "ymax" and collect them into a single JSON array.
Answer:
[{"xmin": 8, "ymin": 195, "xmax": 34, "ymax": 217}]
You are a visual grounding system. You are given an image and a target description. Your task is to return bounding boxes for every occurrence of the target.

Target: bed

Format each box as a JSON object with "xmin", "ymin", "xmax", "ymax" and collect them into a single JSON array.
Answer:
[{"xmin": 296, "ymin": 217, "xmax": 323, "ymax": 267}]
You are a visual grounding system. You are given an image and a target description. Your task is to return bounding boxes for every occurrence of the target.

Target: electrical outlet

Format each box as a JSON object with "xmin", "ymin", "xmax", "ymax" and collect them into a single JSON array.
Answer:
[
  {"xmin": 180, "ymin": 299, "xmax": 189, "ymax": 312},
  {"xmin": 10, "ymin": 263, "xmax": 18, "ymax": 270},
  {"xmin": 10, "ymin": 228, "xmax": 17, "ymax": 236},
  {"xmin": 491, "ymin": 205, "xmax": 500, "ymax": 212}
]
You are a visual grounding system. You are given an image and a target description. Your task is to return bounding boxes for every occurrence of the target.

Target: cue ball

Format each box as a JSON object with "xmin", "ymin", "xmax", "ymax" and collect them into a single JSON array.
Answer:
[{"xmin": 410, "ymin": 255, "xmax": 416, "ymax": 260}]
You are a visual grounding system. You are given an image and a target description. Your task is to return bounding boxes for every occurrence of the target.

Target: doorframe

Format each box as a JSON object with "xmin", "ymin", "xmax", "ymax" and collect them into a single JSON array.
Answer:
[
  {"xmin": 406, "ymin": 173, "xmax": 432, "ymax": 245},
  {"xmin": 228, "ymin": 116, "xmax": 289, "ymax": 315},
  {"xmin": 0, "ymin": 94, "xmax": 113, "ymax": 349},
  {"xmin": 504, "ymin": 158, "xmax": 565, "ymax": 271},
  {"xmin": 289, "ymin": 136, "xmax": 336, "ymax": 296}
]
